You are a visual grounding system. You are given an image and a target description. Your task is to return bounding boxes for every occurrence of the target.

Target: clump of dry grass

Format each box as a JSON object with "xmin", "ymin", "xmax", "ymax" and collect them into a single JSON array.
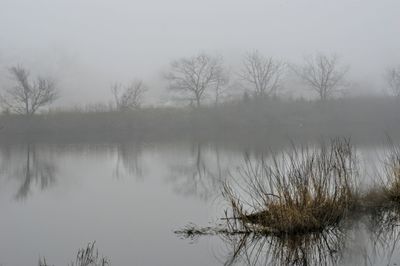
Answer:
[
  {"xmin": 70, "ymin": 242, "xmax": 109, "ymax": 266},
  {"xmin": 38, "ymin": 242, "xmax": 109, "ymax": 266},
  {"xmin": 223, "ymin": 138, "xmax": 359, "ymax": 235},
  {"xmin": 382, "ymin": 144, "xmax": 400, "ymax": 203}
]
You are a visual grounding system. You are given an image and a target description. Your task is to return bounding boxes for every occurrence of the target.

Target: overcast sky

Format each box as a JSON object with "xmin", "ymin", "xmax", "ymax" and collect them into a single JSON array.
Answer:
[{"xmin": 1, "ymin": 0, "xmax": 399, "ymax": 106}]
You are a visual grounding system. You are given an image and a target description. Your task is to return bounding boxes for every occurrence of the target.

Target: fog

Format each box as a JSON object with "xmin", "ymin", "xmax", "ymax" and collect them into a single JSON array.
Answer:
[
  {"xmin": 1, "ymin": 0, "xmax": 400, "ymax": 106},
  {"xmin": 3, "ymin": 1, "xmax": 400, "ymax": 265}
]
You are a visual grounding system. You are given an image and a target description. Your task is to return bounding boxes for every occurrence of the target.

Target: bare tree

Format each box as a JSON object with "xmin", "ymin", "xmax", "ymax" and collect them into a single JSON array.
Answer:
[
  {"xmin": 292, "ymin": 53, "xmax": 349, "ymax": 101},
  {"xmin": 111, "ymin": 80, "xmax": 146, "ymax": 111},
  {"xmin": 239, "ymin": 50, "xmax": 285, "ymax": 98},
  {"xmin": 386, "ymin": 66, "xmax": 400, "ymax": 97},
  {"xmin": 165, "ymin": 53, "xmax": 225, "ymax": 107},
  {"xmin": 1, "ymin": 66, "xmax": 58, "ymax": 116}
]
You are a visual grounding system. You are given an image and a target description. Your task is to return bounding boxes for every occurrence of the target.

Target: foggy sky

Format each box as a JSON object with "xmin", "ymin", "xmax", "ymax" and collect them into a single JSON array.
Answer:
[{"xmin": 0, "ymin": 0, "xmax": 399, "ymax": 106}]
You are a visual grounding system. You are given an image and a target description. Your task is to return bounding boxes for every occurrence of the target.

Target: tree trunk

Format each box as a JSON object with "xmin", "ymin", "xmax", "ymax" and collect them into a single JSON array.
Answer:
[{"xmin": 195, "ymin": 96, "xmax": 201, "ymax": 107}]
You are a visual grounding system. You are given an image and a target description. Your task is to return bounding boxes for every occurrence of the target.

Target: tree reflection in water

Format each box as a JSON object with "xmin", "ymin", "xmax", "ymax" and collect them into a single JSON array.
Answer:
[
  {"xmin": 113, "ymin": 142, "xmax": 144, "ymax": 180},
  {"xmin": 0, "ymin": 144, "xmax": 57, "ymax": 200},
  {"xmin": 167, "ymin": 142, "xmax": 230, "ymax": 200},
  {"xmin": 16, "ymin": 144, "xmax": 57, "ymax": 200}
]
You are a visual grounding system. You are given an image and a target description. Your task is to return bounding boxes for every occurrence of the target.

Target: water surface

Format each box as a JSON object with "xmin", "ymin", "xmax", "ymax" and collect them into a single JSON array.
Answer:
[{"xmin": 0, "ymin": 141, "xmax": 399, "ymax": 265}]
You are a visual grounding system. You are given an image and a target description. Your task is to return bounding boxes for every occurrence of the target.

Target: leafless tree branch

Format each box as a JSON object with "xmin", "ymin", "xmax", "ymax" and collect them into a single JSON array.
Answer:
[
  {"xmin": 165, "ymin": 53, "xmax": 226, "ymax": 107},
  {"xmin": 238, "ymin": 50, "xmax": 285, "ymax": 98},
  {"xmin": 111, "ymin": 80, "xmax": 147, "ymax": 111},
  {"xmin": 0, "ymin": 65, "xmax": 58, "ymax": 116},
  {"xmin": 291, "ymin": 53, "xmax": 349, "ymax": 101}
]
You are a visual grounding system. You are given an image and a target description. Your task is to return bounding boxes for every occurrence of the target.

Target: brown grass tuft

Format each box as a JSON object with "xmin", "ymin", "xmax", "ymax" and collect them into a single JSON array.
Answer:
[
  {"xmin": 223, "ymin": 138, "xmax": 359, "ymax": 235},
  {"xmin": 382, "ymin": 144, "xmax": 400, "ymax": 203}
]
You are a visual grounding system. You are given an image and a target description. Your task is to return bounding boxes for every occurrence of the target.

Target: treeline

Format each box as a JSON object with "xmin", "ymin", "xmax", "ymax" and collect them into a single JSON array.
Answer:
[
  {"xmin": 1, "ymin": 96, "xmax": 400, "ymax": 146},
  {"xmin": 1, "ymin": 50, "xmax": 400, "ymax": 144},
  {"xmin": 1, "ymin": 51, "xmax": 400, "ymax": 116}
]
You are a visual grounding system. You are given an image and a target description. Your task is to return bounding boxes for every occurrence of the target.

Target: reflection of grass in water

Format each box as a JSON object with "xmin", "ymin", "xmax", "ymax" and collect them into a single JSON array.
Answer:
[
  {"xmin": 361, "ymin": 141, "xmax": 400, "ymax": 264},
  {"xmin": 363, "ymin": 204, "xmax": 400, "ymax": 265},
  {"xmin": 175, "ymin": 224, "xmax": 346, "ymax": 266},
  {"xmin": 223, "ymin": 138, "xmax": 358, "ymax": 236},
  {"xmin": 39, "ymin": 242, "xmax": 109, "ymax": 266},
  {"xmin": 221, "ymin": 229, "xmax": 345, "ymax": 266}
]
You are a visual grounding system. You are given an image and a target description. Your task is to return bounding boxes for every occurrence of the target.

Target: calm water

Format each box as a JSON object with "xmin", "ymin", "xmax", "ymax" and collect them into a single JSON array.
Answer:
[{"xmin": 0, "ymin": 141, "xmax": 399, "ymax": 265}]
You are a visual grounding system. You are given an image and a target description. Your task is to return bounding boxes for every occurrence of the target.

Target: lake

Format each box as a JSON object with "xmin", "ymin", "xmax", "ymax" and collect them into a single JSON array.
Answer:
[{"xmin": 0, "ymin": 141, "xmax": 399, "ymax": 266}]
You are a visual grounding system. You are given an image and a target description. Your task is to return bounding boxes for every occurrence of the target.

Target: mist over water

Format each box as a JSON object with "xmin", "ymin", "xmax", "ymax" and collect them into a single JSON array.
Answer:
[
  {"xmin": 1, "ymin": 1, "xmax": 400, "ymax": 265},
  {"xmin": 1, "ymin": 0, "xmax": 400, "ymax": 106}
]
